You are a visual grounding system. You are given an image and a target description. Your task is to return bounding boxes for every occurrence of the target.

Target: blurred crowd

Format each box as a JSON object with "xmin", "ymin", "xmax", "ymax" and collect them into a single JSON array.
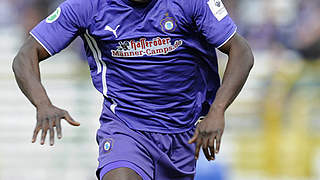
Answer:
[
  {"xmin": 233, "ymin": 0, "xmax": 320, "ymax": 60},
  {"xmin": 1, "ymin": 0, "xmax": 320, "ymax": 60}
]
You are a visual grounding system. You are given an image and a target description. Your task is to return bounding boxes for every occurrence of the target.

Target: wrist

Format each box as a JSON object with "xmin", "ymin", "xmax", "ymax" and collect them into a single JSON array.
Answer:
[
  {"xmin": 209, "ymin": 103, "xmax": 226, "ymax": 114},
  {"xmin": 35, "ymin": 100, "xmax": 52, "ymax": 109},
  {"xmin": 206, "ymin": 104, "xmax": 226, "ymax": 122}
]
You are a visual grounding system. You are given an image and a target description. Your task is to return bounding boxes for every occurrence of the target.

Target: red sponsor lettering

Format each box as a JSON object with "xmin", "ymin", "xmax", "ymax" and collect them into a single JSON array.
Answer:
[{"xmin": 112, "ymin": 37, "xmax": 182, "ymax": 57}]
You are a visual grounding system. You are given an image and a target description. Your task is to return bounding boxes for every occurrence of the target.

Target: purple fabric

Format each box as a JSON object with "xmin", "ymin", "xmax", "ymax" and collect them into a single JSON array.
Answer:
[
  {"xmin": 30, "ymin": 0, "xmax": 236, "ymax": 133},
  {"xmin": 96, "ymin": 104, "xmax": 196, "ymax": 179}
]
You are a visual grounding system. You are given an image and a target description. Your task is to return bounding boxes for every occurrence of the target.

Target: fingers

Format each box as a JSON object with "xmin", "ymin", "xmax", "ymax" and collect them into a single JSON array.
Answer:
[
  {"xmin": 189, "ymin": 129, "xmax": 222, "ymax": 161},
  {"xmin": 216, "ymin": 130, "xmax": 223, "ymax": 154},
  {"xmin": 40, "ymin": 119, "xmax": 49, "ymax": 145},
  {"xmin": 189, "ymin": 128, "xmax": 202, "ymax": 160},
  {"xmin": 202, "ymin": 138, "xmax": 211, "ymax": 161},
  {"xmin": 188, "ymin": 129, "xmax": 199, "ymax": 144},
  {"xmin": 55, "ymin": 118, "xmax": 62, "ymax": 139},
  {"xmin": 32, "ymin": 124, "xmax": 41, "ymax": 143},
  {"xmin": 194, "ymin": 138, "xmax": 202, "ymax": 160},
  {"xmin": 209, "ymin": 137, "xmax": 215, "ymax": 160},
  {"xmin": 49, "ymin": 119, "xmax": 54, "ymax": 146},
  {"xmin": 33, "ymin": 107, "xmax": 78, "ymax": 146},
  {"xmin": 63, "ymin": 111, "xmax": 80, "ymax": 126}
]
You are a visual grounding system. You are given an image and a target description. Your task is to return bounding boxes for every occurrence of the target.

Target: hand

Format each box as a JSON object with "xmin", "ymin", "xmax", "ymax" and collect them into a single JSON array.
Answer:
[
  {"xmin": 32, "ymin": 104, "xmax": 80, "ymax": 146},
  {"xmin": 188, "ymin": 111, "xmax": 225, "ymax": 161}
]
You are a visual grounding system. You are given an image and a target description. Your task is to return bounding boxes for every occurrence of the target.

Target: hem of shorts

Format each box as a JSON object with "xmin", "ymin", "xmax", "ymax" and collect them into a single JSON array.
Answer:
[
  {"xmin": 155, "ymin": 154, "xmax": 196, "ymax": 176},
  {"xmin": 98, "ymin": 160, "xmax": 151, "ymax": 180}
]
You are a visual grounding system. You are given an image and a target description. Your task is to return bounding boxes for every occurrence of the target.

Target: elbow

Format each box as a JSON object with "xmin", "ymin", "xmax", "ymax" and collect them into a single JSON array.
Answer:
[
  {"xmin": 235, "ymin": 43, "xmax": 254, "ymax": 71},
  {"xmin": 228, "ymin": 34, "xmax": 254, "ymax": 71},
  {"xmin": 12, "ymin": 50, "xmax": 28, "ymax": 78},
  {"xmin": 12, "ymin": 54, "xmax": 20, "ymax": 75},
  {"xmin": 242, "ymin": 40, "xmax": 254, "ymax": 71},
  {"xmin": 238, "ymin": 34, "xmax": 254, "ymax": 70},
  {"xmin": 12, "ymin": 51, "xmax": 25, "ymax": 77},
  {"xmin": 247, "ymin": 48, "xmax": 254, "ymax": 71}
]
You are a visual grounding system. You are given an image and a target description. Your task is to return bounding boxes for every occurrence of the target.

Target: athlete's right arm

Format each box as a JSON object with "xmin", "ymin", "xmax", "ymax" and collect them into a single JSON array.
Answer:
[{"xmin": 12, "ymin": 36, "xmax": 80, "ymax": 146}]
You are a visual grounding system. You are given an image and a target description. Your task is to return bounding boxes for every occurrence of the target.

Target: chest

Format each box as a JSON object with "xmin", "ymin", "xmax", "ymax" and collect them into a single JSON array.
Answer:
[{"xmin": 87, "ymin": 0, "xmax": 192, "ymax": 42}]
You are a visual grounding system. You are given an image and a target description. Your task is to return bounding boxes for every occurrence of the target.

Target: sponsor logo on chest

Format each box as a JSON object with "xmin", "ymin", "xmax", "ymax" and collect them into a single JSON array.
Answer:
[{"xmin": 111, "ymin": 37, "xmax": 183, "ymax": 57}]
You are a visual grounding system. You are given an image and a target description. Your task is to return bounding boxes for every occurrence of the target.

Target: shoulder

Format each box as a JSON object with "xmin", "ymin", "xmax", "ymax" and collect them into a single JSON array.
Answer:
[
  {"xmin": 61, "ymin": 0, "xmax": 103, "ymax": 13},
  {"xmin": 172, "ymin": 0, "xmax": 207, "ymax": 6},
  {"xmin": 63, "ymin": 0, "xmax": 97, "ymax": 6},
  {"xmin": 58, "ymin": 0, "xmax": 104, "ymax": 26},
  {"xmin": 170, "ymin": 0, "xmax": 197, "ymax": 8},
  {"xmin": 170, "ymin": 0, "xmax": 206, "ymax": 15}
]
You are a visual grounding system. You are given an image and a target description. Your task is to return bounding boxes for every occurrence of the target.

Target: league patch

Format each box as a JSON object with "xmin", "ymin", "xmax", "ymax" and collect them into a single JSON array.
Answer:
[
  {"xmin": 160, "ymin": 13, "xmax": 177, "ymax": 33},
  {"xmin": 207, "ymin": 0, "xmax": 228, "ymax": 21},
  {"xmin": 103, "ymin": 138, "xmax": 113, "ymax": 153},
  {"xmin": 111, "ymin": 37, "xmax": 183, "ymax": 57},
  {"xmin": 46, "ymin": 7, "xmax": 61, "ymax": 23}
]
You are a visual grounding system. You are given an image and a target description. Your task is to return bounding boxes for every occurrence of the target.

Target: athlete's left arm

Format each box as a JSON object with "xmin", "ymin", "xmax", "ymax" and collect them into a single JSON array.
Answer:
[{"xmin": 189, "ymin": 33, "xmax": 254, "ymax": 161}]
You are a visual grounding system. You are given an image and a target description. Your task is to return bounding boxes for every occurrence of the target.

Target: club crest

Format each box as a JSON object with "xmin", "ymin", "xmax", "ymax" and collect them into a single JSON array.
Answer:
[
  {"xmin": 103, "ymin": 138, "xmax": 113, "ymax": 153},
  {"xmin": 160, "ymin": 13, "xmax": 177, "ymax": 33}
]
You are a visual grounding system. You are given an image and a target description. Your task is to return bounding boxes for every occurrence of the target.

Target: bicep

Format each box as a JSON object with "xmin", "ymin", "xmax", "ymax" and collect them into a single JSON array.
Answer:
[
  {"xmin": 31, "ymin": 36, "xmax": 51, "ymax": 61},
  {"xmin": 218, "ymin": 33, "xmax": 251, "ymax": 56},
  {"xmin": 19, "ymin": 36, "xmax": 51, "ymax": 62}
]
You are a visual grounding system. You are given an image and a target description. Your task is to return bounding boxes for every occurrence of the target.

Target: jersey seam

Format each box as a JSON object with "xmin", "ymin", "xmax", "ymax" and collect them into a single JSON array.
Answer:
[
  {"xmin": 217, "ymin": 27, "xmax": 237, "ymax": 48},
  {"xmin": 29, "ymin": 32, "xmax": 53, "ymax": 56}
]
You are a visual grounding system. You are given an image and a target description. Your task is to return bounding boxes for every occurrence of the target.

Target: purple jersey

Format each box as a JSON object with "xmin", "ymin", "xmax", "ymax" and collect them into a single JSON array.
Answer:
[{"xmin": 31, "ymin": 0, "xmax": 237, "ymax": 133}]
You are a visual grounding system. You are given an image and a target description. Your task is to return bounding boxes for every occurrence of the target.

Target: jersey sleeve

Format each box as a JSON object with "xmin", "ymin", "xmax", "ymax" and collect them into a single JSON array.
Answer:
[
  {"xmin": 191, "ymin": 0, "xmax": 237, "ymax": 48},
  {"xmin": 30, "ymin": 0, "xmax": 92, "ymax": 55}
]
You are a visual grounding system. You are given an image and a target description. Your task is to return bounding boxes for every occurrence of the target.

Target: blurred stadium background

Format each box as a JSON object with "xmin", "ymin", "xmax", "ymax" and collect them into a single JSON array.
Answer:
[{"xmin": 1, "ymin": 0, "xmax": 320, "ymax": 179}]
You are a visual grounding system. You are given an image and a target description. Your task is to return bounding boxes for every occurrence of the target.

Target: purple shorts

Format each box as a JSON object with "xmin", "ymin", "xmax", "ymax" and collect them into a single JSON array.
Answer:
[{"xmin": 96, "ymin": 105, "xmax": 196, "ymax": 180}]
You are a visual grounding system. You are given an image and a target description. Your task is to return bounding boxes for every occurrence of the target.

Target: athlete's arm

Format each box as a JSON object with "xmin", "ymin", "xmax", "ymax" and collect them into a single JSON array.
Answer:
[
  {"xmin": 12, "ymin": 36, "xmax": 80, "ymax": 146},
  {"xmin": 189, "ymin": 33, "xmax": 254, "ymax": 161}
]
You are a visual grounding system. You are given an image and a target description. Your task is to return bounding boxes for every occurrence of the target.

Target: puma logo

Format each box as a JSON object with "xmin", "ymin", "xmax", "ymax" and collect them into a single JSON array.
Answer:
[{"xmin": 104, "ymin": 25, "xmax": 120, "ymax": 38}]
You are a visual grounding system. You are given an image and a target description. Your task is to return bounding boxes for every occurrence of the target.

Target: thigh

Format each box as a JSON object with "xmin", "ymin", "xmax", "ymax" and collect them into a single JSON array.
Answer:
[{"xmin": 103, "ymin": 167, "xmax": 142, "ymax": 180}]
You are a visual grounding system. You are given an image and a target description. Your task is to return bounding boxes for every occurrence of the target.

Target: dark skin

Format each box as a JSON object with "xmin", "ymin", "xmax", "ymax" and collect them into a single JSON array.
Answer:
[
  {"xmin": 12, "ymin": 32, "xmax": 253, "ymax": 179},
  {"xmin": 13, "ymin": 3, "xmax": 145, "ymax": 180},
  {"xmin": 12, "ymin": 37, "xmax": 80, "ymax": 146},
  {"xmin": 188, "ymin": 33, "xmax": 254, "ymax": 161},
  {"xmin": 12, "ymin": 2, "xmax": 253, "ymax": 180},
  {"xmin": 12, "ymin": 37, "xmax": 141, "ymax": 180},
  {"xmin": 103, "ymin": 168, "xmax": 142, "ymax": 180}
]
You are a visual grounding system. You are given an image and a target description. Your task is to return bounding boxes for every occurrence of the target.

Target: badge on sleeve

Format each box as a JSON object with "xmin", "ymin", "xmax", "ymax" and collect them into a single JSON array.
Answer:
[
  {"xmin": 207, "ymin": 0, "xmax": 228, "ymax": 21},
  {"xmin": 46, "ymin": 7, "xmax": 61, "ymax": 23}
]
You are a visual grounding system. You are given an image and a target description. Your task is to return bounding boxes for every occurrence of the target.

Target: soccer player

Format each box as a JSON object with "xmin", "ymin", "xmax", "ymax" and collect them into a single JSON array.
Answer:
[{"xmin": 12, "ymin": 0, "xmax": 254, "ymax": 179}]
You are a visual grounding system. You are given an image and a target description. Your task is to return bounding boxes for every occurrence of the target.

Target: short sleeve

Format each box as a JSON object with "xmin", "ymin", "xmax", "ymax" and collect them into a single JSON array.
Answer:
[
  {"xmin": 191, "ymin": 0, "xmax": 237, "ymax": 48},
  {"xmin": 30, "ymin": 0, "xmax": 92, "ymax": 55}
]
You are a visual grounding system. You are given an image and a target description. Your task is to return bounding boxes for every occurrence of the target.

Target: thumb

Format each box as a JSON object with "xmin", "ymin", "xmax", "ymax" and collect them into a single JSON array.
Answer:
[
  {"xmin": 188, "ymin": 129, "xmax": 199, "ymax": 144},
  {"xmin": 63, "ymin": 112, "xmax": 80, "ymax": 126}
]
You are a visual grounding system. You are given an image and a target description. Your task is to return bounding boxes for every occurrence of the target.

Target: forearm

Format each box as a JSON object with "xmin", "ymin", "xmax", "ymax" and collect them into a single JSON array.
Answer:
[
  {"xmin": 209, "ymin": 35, "xmax": 254, "ymax": 114},
  {"xmin": 12, "ymin": 41, "xmax": 51, "ymax": 108},
  {"xmin": 13, "ymin": 37, "xmax": 79, "ymax": 146}
]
